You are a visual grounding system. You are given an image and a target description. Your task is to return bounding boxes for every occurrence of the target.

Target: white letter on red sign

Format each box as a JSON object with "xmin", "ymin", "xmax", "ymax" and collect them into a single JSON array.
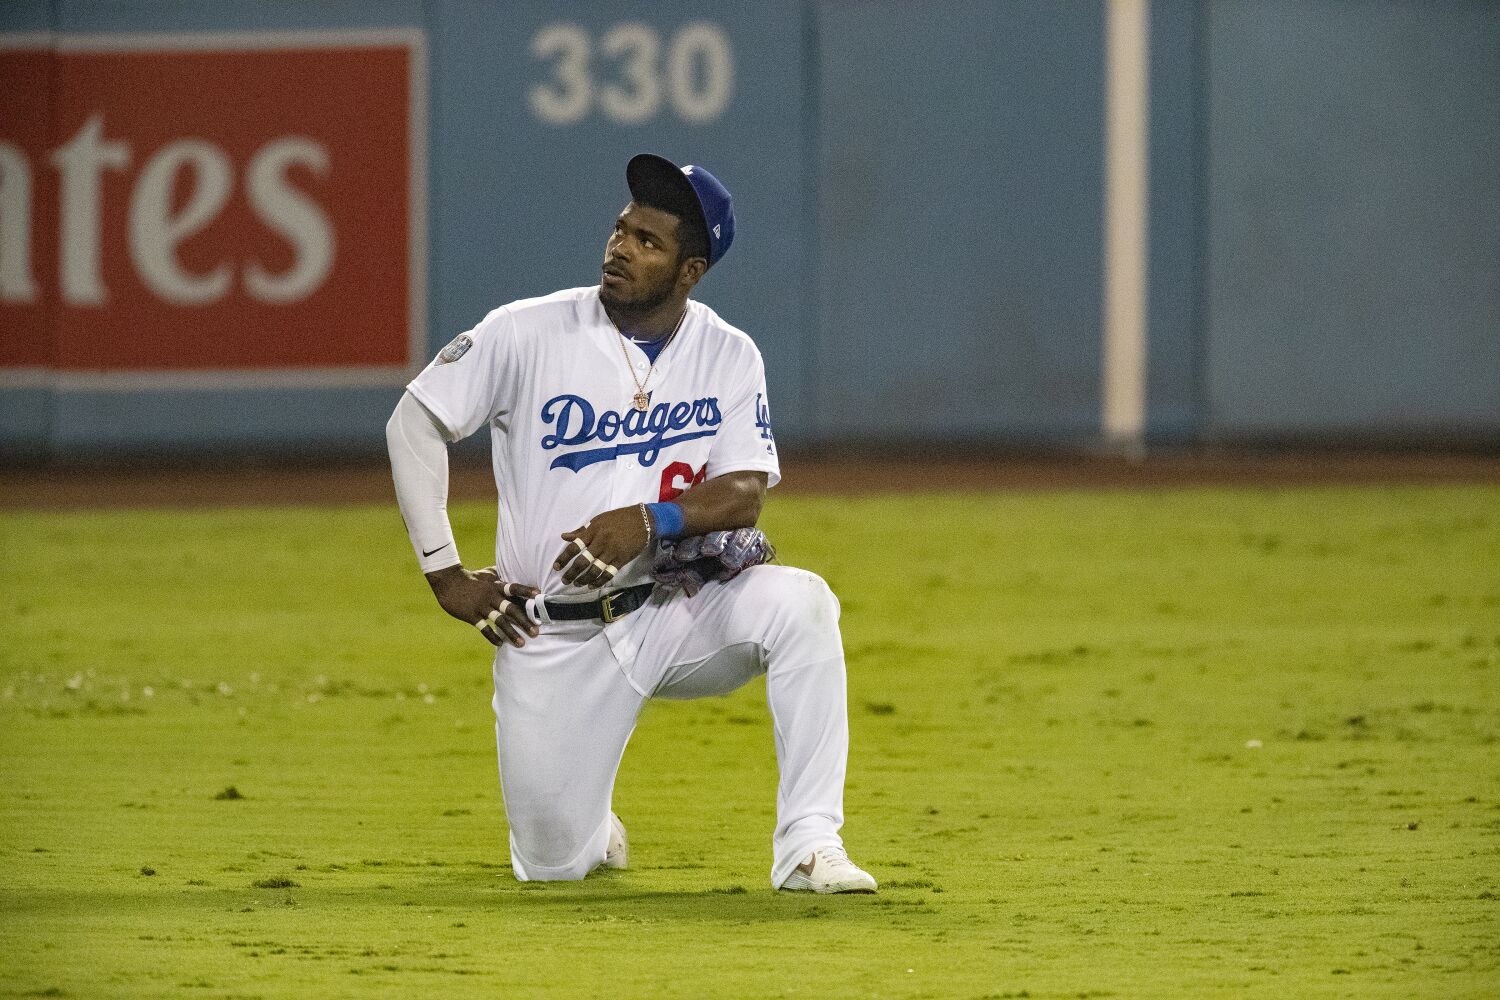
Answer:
[
  {"xmin": 0, "ymin": 143, "xmax": 36, "ymax": 304},
  {"xmin": 129, "ymin": 139, "xmax": 233, "ymax": 306},
  {"xmin": 52, "ymin": 114, "xmax": 130, "ymax": 307},
  {"xmin": 245, "ymin": 137, "xmax": 334, "ymax": 304}
]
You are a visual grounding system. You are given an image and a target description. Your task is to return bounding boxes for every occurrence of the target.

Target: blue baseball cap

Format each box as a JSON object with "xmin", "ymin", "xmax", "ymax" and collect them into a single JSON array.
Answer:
[{"xmin": 626, "ymin": 153, "xmax": 735, "ymax": 269}]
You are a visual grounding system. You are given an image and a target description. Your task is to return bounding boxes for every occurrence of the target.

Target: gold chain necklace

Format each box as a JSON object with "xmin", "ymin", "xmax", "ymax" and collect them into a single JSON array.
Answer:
[{"xmin": 613, "ymin": 308, "xmax": 686, "ymax": 411}]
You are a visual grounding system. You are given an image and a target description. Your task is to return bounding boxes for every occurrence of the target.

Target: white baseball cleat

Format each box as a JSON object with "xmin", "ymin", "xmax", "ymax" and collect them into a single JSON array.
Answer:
[
  {"xmin": 603, "ymin": 812, "xmax": 628, "ymax": 870},
  {"xmin": 778, "ymin": 846, "xmax": 877, "ymax": 894}
]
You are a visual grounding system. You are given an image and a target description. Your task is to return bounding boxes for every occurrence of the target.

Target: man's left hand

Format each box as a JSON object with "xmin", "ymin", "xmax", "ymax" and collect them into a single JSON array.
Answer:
[{"xmin": 553, "ymin": 505, "xmax": 650, "ymax": 588}]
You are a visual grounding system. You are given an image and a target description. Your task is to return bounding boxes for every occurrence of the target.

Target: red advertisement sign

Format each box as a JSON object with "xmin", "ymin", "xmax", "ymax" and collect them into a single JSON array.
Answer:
[{"xmin": 0, "ymin": 30, "xmax": 424, "ymax": 383}]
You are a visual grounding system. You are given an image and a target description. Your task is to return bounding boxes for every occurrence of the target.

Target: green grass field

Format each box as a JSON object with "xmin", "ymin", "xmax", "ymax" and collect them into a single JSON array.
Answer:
[{"xmin": 2, "ymin": 484, "xmax": 1497, "ymax": 998}]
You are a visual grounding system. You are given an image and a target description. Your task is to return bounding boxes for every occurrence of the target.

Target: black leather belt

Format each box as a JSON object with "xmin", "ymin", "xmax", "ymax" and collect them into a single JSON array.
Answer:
[{"xmin": 544, "ymin": 583, "xmax": 655, "ymax": 624}]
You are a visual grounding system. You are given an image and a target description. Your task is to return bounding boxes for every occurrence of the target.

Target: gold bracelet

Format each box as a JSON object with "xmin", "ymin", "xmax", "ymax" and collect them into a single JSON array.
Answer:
[{"xmin": 639, "ymin": 503, "xmax": 654, "ymax": 544}]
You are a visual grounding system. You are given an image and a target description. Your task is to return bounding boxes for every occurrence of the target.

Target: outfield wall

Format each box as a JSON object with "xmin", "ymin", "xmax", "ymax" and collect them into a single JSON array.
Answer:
[
  {"xmin": 1203, "ymin": 1, "xmax": 1500, "ymax": 443},
  {"xmin": 1, "ymin": 1, "xmax": 1495, "ymax": 458}
]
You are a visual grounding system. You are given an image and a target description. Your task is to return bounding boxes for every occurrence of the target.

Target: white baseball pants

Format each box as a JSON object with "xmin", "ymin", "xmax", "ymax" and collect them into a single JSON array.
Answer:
[{"xmin": 490, "ymin": 564, "xmax": 849, "ymax": 889}]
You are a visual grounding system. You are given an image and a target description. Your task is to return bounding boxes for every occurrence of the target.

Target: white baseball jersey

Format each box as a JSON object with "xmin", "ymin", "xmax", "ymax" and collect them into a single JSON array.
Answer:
[{"xmin": 406, "ymin": 286, "xmax": 780, "ymax": 598}]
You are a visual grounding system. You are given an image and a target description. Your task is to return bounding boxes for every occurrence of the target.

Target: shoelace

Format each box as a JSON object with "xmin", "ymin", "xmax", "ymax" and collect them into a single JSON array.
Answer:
[{"xmin": 817, "ymin": 846, "xmax": 853, "ymax": 867}]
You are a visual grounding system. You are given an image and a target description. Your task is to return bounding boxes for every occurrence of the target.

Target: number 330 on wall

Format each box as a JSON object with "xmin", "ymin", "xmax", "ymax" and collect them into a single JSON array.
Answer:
[{"xmin": 529, "ymin": 22, "xmax": 734, "ymax": 126}]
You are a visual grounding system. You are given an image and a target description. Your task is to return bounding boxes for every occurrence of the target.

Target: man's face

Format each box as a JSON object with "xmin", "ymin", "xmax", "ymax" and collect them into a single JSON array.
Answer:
[{"xmin": 600, "ymin": 202, "xmax": 688, "ymax": 313}]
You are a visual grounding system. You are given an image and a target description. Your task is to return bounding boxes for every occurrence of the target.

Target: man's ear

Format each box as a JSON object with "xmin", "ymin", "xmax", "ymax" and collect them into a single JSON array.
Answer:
[{"xmin": 679, "ymin": 257, "xmax": 708, "ymax": 288}]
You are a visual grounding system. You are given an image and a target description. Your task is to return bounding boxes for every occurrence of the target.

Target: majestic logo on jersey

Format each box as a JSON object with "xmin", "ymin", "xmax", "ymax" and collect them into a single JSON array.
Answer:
[
  {"xmin": 436, "ymin": 334, "xmax": 472, "ymax": 364},
  {"xmin": 540, "ymin": 393, "xmax": 721, "ymax": 472}
]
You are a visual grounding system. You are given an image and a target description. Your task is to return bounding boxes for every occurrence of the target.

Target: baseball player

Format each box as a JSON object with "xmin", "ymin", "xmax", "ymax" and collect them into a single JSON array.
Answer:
[{"xmin": 385, "ymin": 154, "xmax": 876, "ymax": 893}]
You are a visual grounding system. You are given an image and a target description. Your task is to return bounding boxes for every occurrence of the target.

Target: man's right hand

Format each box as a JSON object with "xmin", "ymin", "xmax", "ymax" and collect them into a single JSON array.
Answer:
[{"xmin": 425, "ymin": 565, "xmax": 541, "ymax": 647}]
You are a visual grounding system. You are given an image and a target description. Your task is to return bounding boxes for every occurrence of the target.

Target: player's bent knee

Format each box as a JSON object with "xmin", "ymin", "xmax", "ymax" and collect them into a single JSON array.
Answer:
[
  {"xmin": 509, "ymin": 834, "xmax": 597, "ymax": 881},
  {"xmin": 512, "ymin": 857, "xmax": 592, "ymax": 882},
  {"xmin": 507, "ymin": 814, "xmax": 603, "ymax": 879},
  {"xmin": 740, "ymin": 565, "xmax": 841, "ymax": 631},
  {"xmin": 802, "ymin": 569, "xmax": 841, "ymax": 623},
  {"xmin": 782, "ymin": 567, "xmax": 841, "ymax": 626}
]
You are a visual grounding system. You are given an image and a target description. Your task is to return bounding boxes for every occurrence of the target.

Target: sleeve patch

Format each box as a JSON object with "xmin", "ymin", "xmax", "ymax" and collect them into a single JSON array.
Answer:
[{"xmin": 436, "ymin": 334, "xmax": 473, "ymax": 365}]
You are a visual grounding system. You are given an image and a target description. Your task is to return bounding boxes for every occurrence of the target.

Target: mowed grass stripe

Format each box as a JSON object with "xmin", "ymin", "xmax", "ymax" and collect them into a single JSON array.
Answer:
[{"xmin": 1, "ymin": 485, "xmax": 1497, "ymax": 998}]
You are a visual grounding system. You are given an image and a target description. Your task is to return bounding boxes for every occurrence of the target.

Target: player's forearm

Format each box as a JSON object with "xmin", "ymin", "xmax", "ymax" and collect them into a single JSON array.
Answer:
[
  {"xmin": 386, "ymin": 391, "xmax": 463, "ymax": 573},
  {"xmin": 670, "ymin": 470, "xmax": 767, "ymax": 537}
]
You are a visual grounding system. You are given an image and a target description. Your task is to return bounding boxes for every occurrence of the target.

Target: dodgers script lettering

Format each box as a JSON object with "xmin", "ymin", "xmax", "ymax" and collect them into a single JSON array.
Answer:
[{"xmin": 540, "ymin": 393, "xmax": 721, "ymax": 471}]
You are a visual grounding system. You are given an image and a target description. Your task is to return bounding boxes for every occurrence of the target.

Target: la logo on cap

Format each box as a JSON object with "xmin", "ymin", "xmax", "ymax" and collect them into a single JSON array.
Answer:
[{"xmin": 713, "ymin": 224, "xmax": 721, "ymax": 239}]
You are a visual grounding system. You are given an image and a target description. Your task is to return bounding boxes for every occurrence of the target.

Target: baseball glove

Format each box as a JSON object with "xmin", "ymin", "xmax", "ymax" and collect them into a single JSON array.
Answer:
[{"xmin": 651, "ymin": 528, "xmax": 776, "ymax": 597}]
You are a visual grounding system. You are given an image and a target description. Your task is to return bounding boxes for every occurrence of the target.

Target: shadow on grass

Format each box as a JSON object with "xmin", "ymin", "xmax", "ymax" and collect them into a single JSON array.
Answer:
[
  {"xmin": 1, "ymin": 870, "xmax": 915, "ymax": 930},
  {"xmin": 478, "ymin": 881, "xmax": 900, "ymax": 924}
]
